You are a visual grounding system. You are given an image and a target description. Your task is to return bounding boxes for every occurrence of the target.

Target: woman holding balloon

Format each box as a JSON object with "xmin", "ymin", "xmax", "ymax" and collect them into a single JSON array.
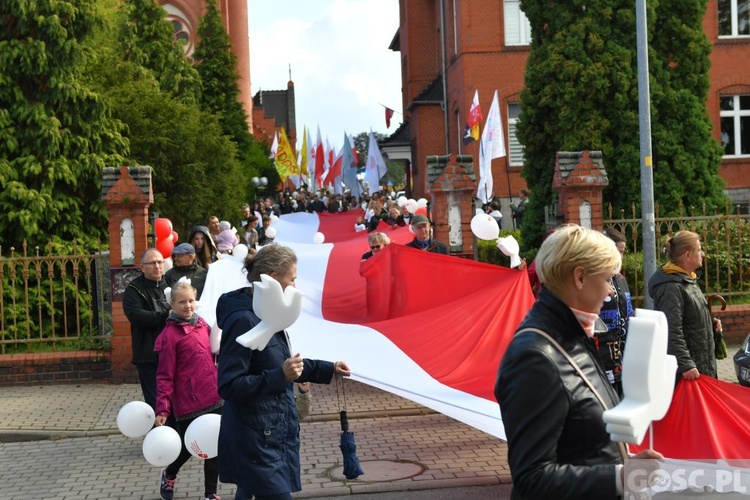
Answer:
[{"xmin": 154, "ymin": 279, "xmax": 223, "ymax": 500}]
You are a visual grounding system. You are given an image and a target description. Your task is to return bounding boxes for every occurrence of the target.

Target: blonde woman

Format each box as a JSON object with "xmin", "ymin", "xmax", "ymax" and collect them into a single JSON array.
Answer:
[
  {"xmin": 361, "ymin": 232, "xmax": 391, "ymax": 260},
  {"xmin": 648, "ymin": 230, "xmax": 719, "ymax": 380},
  {"xmin": 496, "ymin": 225, "xmax": 661, "ymax": 499}
]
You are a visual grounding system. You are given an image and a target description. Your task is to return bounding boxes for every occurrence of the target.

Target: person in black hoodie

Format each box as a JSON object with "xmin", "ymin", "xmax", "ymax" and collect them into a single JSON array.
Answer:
[
  {"xmin": 187, "ymin": 225, "xmax": 220, "ymax": 269},
  {"xmin": 123, "ymin": 248, "xmax": 175, "ymax": 410},
  {"xmin": 215, "ymin": 245, "xmax": 351, "ymax": 500}
]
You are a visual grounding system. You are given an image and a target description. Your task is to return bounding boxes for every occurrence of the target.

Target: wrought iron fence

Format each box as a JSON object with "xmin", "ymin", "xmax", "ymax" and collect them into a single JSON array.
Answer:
[
  {"xmin": 605, "ymin": 201, "xmax": 750, "ymax": 306},
  {"xmin": 0, "ymin": 242, "xmax": 111, "ymax": 354}
]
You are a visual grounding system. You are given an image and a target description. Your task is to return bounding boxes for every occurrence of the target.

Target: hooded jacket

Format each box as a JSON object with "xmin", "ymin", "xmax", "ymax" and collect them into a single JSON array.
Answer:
[
  {"xmin": 495, "ymin": 287, "xmax": 623, "ymax": 500},
  {"xmin": 187, "ymin": 225, "xmax": 219, "ymax": 268},
  {"xmin": 154, "ymin": 315, "xmax": 221, "ymax": 420},
  {"xmin": 215, "ymin": 288, "xmax": 335, "ymax": 496},
  {"xmin": 648, "ymin": 266, "xmax": 716, "ymax": 377}
]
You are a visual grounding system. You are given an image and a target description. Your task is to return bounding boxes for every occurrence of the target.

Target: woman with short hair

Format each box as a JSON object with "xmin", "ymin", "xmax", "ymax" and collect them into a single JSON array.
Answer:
[
  {"xmin": 361, "ymin": 232, "xmax": 391, "ymax": 260},
  {"xmin": 495, "ymin": 224, "xmax": 660, "ymax": 499}
]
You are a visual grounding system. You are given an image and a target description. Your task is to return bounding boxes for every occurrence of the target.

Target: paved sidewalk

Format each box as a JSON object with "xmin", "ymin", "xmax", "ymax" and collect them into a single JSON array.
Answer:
[{"xmin": 0, "ymin": 349, "xmax": 742, "ymax": 499}]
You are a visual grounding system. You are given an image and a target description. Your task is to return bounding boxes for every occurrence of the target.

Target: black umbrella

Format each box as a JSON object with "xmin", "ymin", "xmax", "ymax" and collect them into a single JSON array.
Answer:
[{"xmin": 339, "ymin": 410, "xmax": 364, "ymax": 479}]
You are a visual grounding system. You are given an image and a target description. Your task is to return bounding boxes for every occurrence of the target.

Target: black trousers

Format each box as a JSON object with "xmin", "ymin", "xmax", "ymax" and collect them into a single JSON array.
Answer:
[{"xmin": 165, "ymin": 407, "xmax": 221, "ymax": 496}]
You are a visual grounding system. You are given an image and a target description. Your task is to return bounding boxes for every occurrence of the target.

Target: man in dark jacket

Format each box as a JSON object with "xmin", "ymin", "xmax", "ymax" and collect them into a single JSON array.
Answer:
[
  {"xmin": 165, "ymin": 243, "xmax": 207, "ymax": 298},
  {"xmin": 123, "ymin": 248, "xmax": 174, "ymax": 409},
  {"xmin": 404, "ymin": 214, "xmax": 449, "ymax": 254}
]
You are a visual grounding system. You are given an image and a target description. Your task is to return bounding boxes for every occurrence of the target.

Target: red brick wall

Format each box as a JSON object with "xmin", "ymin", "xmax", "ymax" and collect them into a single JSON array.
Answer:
[
  {"xmin": 718, "ymin": 305, "xmax": 750, "ymax": 344},
  {"xmin": 0, "ymin": 351, "xmax": 111, "ymax": 386}
]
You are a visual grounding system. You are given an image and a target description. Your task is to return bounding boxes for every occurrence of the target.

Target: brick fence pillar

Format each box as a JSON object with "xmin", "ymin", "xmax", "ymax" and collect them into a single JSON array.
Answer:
[
  {"xmin": 552, "ymin": 150, "xmax": 609, "ymax": 230},
  {"xmin": 102, "ymin": 166, "xmax": 154, "ymax": 383},
  {"xmin": 426, "ymin": 154, "xmax": 477, "ymax": 254}
]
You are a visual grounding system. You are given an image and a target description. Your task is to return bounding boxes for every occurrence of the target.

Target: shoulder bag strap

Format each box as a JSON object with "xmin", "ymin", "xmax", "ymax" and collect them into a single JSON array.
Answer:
[{"xmin": 518, "ymin": 327, "xmax": 629, "ymax": 462}]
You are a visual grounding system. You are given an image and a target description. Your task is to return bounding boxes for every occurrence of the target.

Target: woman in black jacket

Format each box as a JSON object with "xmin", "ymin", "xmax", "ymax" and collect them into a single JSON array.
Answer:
[
  {"xmin": 495, "ymin": 224, "xmax": 661, "ymax": 499},
  {"xmin": 648, "ymin": 230, "xmax": 720, "ymax": 379}
]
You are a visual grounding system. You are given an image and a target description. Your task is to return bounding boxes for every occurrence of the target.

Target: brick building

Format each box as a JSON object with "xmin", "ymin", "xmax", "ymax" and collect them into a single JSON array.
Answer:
[{"xmin": 384, "ymin": 0, "xmax": 750, "ymax": 218}]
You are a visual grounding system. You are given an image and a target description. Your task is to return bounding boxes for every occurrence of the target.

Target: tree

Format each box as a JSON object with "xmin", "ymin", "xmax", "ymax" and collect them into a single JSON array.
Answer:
[
  {"xmin": 0, "ymin": 0, "xmax": 128, "ymax": 247},
  {"xmin": 193, "ymin": 0, "xmax": 272, "ymax": 202},
  {"xmin": 120, "ymin": 0, "xmax": 201, "ymax": 105},
  {"xmin": 193, "ymin": 0, "xmax": 251, "ymax": 152},
  {"xmin": 516, "ymin": 0, "xmax": 725, "ymax": 250}
]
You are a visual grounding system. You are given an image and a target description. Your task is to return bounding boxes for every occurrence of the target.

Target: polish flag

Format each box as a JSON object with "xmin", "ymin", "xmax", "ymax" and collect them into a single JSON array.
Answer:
[
  {"xmin": 314, "ymin": 126, "xmax": 325, "ymax": 189},
  {"xmin": 199, "ymin": 212, "xmax": 750, "ymax": 457},
  {"xmin": 200, "ymin": 211, "xmax": 535, "ymax": 439}
]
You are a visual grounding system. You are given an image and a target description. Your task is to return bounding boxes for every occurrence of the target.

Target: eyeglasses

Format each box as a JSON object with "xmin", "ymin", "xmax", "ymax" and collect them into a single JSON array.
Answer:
[
  {"xmin": 142, "ymin": 261, "xmax": 165, "ymax": 267},
  {"xmin": 370, "ymin": 245, "xmax": 382, "ymax": 251}
]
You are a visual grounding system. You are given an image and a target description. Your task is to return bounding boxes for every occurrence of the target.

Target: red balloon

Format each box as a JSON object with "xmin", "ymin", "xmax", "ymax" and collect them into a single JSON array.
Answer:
[
  {"xmin": 171, "ymin": 230, "xmax": 179, "ymax": 243},
  {"xmin": 154, "ymin": 218, "xmax": 173, "ymax": 240},
  {"xmin": 414, "ymin": 207, "xmax": 428, "ymax": 217},
  {"xmin": 156, "ymin": 237, "xmax": 174, "ymax": 259}
]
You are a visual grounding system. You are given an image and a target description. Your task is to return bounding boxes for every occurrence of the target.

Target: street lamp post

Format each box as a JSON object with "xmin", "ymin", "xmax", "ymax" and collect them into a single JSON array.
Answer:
[{"xmin": 252, "ymin": 176, "xmax": 268, "ymax": 202}]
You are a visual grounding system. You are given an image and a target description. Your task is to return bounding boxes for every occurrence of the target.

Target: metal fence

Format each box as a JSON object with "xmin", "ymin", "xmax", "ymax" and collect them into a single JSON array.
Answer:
[
  {"xmin": 605, "ymin": 201, "xmax": 750, "ymax": 306},
  {"xmin": 0, "ymin": 242, "xmax": 111, "ymax": 354}
]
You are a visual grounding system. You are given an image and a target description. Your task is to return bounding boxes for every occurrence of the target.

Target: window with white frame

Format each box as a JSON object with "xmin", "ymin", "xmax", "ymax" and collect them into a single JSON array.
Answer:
[
  {"xmin": 504, "ymin": 0, "xmax": 532, "ymax": 46},
  {"xmin": 507, "ymin": 103, "xmax": 525, "ymax": 166},
  {"xmin": 718, "ymin": 0, "xmax": 750, "ymax": 37},
  {"xmin": 720, "ymin": 95, "xmax": 750, "ymax": 157}
]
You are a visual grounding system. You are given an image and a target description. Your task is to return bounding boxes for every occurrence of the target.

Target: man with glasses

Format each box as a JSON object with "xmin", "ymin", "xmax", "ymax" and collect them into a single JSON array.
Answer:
[{"xmin": 123, "ymin": 248, "xmax": 175, "ymax": 409}]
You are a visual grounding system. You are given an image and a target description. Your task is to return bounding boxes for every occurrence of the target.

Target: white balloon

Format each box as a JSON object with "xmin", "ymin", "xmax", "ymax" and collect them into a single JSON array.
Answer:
[
  {"xmin": 397, "ymin": 196, "xmax": 408, "ymax": 207},
  {"xmin": 265, "ymin": 227, "xmax": 277, "ymax": 239},
  {"xmin": 184, "ymin": 413, "xmax": 221, "ymax": 459},
  {"xmin": 142, "ymin": 426, "xmax": 182, "ymax": 467},
  {"xmin": 209, "ymin": 322, "xmax": 222, "ymax": 355},
  {"xmin": 471, "ymin": 213, "xmax": 500, "ymax": 241},
  {"xmin": 312, "ymin": 232, "xmax": 325, "ymax": 244},
  {"xmin": 405, "ymin": 199, "xmax": 419, "ymax": 214},
  {"xmin": 231, "ymin": 244, "xmax": 248, "ymax": 261},
  {"xmin": 117, "ymin": 401, "xmax": 155, "ymax": 438},
  {"xmin": 417, "ymin": 198, "xmax": 428, "ymax": 208}
]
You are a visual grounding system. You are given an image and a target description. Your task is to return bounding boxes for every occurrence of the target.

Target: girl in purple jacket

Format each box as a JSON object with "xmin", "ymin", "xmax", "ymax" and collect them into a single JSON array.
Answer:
[{"xmin": 154, "ymin": 280, "xmax": 223, "ymax": 500}]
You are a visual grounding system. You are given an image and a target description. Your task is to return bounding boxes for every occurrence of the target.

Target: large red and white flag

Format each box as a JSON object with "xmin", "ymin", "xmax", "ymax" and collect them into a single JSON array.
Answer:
[
  {"xmin": 200, "ymin": 211, "xmax": 535, "ymax": 439},
  {"xmin": 199, "ymin": 211, "xmax": 750, "ymax": 457}
]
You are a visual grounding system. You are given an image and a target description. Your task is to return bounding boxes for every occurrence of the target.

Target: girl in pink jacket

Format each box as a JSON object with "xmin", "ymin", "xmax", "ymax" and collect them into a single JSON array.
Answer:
[{"xmin": 155, "ymin": 280, "xmax": 222, "ymax": 500}]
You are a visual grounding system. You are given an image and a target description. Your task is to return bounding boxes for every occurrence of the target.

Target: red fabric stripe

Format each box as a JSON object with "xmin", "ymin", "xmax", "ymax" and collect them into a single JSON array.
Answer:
[
  {"xmin": 317, "ymin": 212, "xmax": 535, "ymax": 401},
  {"xmin": 631, "ymin": 376, "xmax": 750, "ymax": 459}
]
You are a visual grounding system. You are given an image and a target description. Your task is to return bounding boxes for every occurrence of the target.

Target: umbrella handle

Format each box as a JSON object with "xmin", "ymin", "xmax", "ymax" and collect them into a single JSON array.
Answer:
[{"xmin": 340, "ymin": 410, "xmax": 349, "ymax": 432}]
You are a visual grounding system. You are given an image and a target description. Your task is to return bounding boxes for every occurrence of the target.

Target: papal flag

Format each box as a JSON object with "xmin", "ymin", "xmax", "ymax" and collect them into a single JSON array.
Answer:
[{"xmin": 274, "ymin": 127, "xmax": 299, "ymax": 182}]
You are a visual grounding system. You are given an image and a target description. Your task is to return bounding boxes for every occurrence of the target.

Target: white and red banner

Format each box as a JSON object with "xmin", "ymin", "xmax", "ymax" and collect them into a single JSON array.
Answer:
[
  {"xmin": 200, "ymin": 211, "xmax": 750, "ymax": 458},
  {"xmin": 200, "ymin": 211, "xmax": 535, "ymax": 439}
]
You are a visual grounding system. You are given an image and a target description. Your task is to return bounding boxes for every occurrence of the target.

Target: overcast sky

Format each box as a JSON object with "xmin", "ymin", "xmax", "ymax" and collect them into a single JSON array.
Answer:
[{"xmin": 248, "ymin": 0, "xmax": 402, "ymax": 148}]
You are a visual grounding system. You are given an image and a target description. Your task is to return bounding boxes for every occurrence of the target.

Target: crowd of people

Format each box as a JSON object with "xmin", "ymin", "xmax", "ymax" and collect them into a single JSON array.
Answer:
[{"xmin": 122, "ymin": 182, "xmax": 724, "ymax": 499}]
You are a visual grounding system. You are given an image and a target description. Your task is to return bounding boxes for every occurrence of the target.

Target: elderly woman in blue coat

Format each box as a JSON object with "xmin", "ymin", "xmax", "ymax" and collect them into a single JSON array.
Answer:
[{"xmin": 216, "ymin": 244, "xmax": 351, "ymax": 500}]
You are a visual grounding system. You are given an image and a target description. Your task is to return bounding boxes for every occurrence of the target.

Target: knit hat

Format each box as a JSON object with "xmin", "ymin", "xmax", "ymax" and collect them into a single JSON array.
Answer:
[
  {"xmin": 216, "ymin": 229, "xmax": 238, "ymax": 253},
  {"xmin": 171, "ymin": 243, "xmax": 196, "ymax": 255},
  {"xmin": 219, "ymin": 220, "xmax": 231, "ymax": 231},
  {"xmin": 411, "ymin": 214, "xmax": 430, "ymax": 227}
]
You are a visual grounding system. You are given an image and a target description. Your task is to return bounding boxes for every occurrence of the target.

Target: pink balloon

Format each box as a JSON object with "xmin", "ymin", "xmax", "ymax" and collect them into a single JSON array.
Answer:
[{"xmin": 415, "ymin": 207, "xmax": 428, "ymax": 217}]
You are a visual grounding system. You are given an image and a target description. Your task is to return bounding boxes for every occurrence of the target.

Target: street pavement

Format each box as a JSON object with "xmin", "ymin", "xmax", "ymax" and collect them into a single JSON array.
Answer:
[{"xmin": 0, "ymin": 348, "xmax": 741, "ymax": 499}]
